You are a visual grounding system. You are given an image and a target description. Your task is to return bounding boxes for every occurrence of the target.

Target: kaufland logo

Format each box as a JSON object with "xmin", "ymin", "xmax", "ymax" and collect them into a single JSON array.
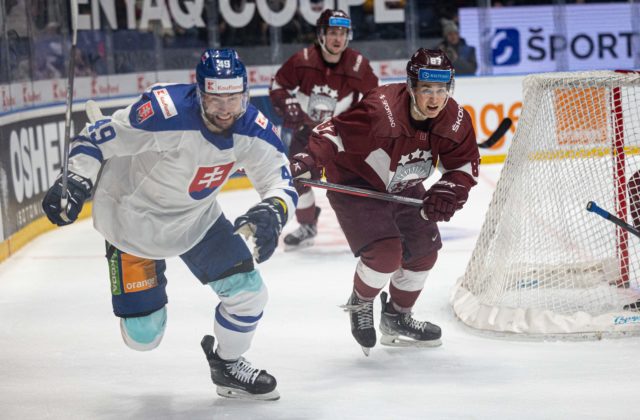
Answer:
[
  {"xmin": 492, "ymin": 28, "xmax": 520, "ymax": 66},
  {"xmin": 205, "ymin": 77, "xmax": 243, "ymax": 94}
]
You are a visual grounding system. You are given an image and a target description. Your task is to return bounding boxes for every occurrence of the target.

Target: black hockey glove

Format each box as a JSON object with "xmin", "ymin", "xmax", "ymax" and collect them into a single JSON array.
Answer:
[
  {"xmin": 234, "ymin": 197, "xmax": 288, "ymax": 263},
  {"xmin": 290, "ymin": 152, "xmax": 321, "ymax": 195},
  {"xmin": 42, "ymin": 172, "xmax": 93, "ymax": 226}
]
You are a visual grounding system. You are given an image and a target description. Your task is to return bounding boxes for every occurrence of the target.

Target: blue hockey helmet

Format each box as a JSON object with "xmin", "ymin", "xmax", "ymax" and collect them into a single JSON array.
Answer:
[
  {"xmin": 196, "ymin": 48, "xmax": 247, "ymax": 94},
  {"xmin": 196, "ymin": 48, "xmax": 249, "ymax": 129}
]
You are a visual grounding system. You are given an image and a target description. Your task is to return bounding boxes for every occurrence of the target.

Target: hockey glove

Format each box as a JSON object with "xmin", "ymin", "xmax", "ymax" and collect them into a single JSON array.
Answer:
[
  {"xmin": 421, "ymin": 175, "xmax": 470, "ymax": 223},
  {"xmin": 234, "ymin": 197, "xmax": 288, "ymax": 263},
  {"xmin": 42, "ymin": 172, "xmax": 93, "ymax": 226},
  {"xmin": 290, "ymin": 153, "xmax": 321, "ymax": 195},
  {"xmin": 283, "ymin": 98, "xmax": 305, "ymax": 130}
]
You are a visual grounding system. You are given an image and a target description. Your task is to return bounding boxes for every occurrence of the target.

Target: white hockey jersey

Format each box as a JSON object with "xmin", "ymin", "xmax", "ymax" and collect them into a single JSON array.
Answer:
[{"xmin": 68, "ymin": 83, "xmax": 297, "ymax": 259}]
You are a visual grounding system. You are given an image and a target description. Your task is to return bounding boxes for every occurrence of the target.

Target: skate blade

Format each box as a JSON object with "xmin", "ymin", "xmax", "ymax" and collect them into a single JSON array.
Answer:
[
  {"xmin": 216, "ymin": 386, "xmax": 280, "ymax": 401},
  {"xmin": 284, "ymin": 239, "xmax": 315, "ymax": 252},
  {"xmin": 380, "ymin": 334, "xmax": 442, "ymax": 348},
  {"xmin": 361, "ymin": 346, "xmax": 371, "ymax": 357},
  {"xmin": 339, "ymin": 303, "xmax": 364, "ymax": 312}
]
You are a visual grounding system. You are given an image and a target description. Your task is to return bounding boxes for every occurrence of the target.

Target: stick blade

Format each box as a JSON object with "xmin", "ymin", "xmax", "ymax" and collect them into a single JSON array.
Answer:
[{"xmin": 478, "ymin": 118, "xmax": 513, "ymax": 149}]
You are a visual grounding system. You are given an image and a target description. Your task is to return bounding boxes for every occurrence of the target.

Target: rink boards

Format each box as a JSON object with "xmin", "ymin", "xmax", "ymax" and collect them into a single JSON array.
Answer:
[{"xmin": 0, "ymin": 72, "xmax": 525, "ymax": 262}]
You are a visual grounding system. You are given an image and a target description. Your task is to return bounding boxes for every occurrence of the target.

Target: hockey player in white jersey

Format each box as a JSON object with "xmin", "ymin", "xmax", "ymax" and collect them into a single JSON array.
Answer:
[{"xmin": 41, "ymin": 48, "xmax": 297, "ymax": 401}]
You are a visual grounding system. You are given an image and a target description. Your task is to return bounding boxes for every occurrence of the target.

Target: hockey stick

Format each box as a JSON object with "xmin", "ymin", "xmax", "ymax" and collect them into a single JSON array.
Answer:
[
  {"xmin": 297, "ymin": 179, "xmax": 423, "ymax": 207},
  {"xmin": 478, "ymin": 117, "xmax": 513, "ymax": 149},
  {"xmin": 299, "ymin": 119, "xmax": 513, "ymax": 205},
  {"xmin": 586, "ymin": 201, "xmax": 640, "ymax": 239},
  {"xmin": 60, "ymin": 0, "xmax": 79, "ymax": 222}
]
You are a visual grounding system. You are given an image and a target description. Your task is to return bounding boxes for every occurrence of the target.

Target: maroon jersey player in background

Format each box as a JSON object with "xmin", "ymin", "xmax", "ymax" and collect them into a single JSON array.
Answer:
[
  {"xmin": 289, "ymin": 48, "xmax": 480, "ymax": 355},
  {"xmin": 269, "ymin": 9, "xmax": 378, "ymax": 249}
]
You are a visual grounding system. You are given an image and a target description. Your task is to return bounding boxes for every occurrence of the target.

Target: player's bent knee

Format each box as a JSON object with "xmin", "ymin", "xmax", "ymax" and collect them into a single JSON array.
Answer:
[
  {"xmin": 120, "ymin": 306, "xmax": 167, "ymax": 351},
  {"xmin": 208, "ymin": 270, "xmax": 267, "ymax": 310},
  {"xmin": 209, "ymin": 270, "xmax": 268, "ymax": 328}
]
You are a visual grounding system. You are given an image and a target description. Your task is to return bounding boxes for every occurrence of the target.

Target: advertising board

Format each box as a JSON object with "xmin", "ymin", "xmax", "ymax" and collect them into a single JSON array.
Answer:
[{"xmin": 460, "ymin": 4, "xmax": 640, "ymax": 75}]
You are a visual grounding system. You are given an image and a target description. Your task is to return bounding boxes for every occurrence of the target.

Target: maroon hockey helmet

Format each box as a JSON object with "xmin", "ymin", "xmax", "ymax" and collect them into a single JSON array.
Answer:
[
  {"xmin": 406, "ymin": 48, "xmax": 455, "ymax": 118},
  {"xmin": 406, "ymin": 48, "xmax": 455, "ymax": 91},
  {"xmin": 316, "ymin": 9, "xmax": 352, "ymax": 43}
]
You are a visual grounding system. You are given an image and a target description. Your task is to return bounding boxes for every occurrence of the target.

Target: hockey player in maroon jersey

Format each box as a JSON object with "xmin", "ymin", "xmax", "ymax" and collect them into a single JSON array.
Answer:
[
  {"xmin": 289, "ymin": 48, "xmax": 480, "ymax": 355},
  {"xmin": 269, "ymin": 9, "xmax": 378, "ymax": 249}
]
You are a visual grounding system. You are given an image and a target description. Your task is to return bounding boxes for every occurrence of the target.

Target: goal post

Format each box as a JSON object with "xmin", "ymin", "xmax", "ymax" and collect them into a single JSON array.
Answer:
[{"xmin": 451, "ymin": 70, "xmax": 640, "ymax": 339}]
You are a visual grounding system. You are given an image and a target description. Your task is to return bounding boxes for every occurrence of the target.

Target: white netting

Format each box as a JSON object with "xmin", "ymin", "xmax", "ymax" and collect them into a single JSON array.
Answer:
[{"xmin": 452, "ymin": 70, "xmax": 640, "ymax": 339}]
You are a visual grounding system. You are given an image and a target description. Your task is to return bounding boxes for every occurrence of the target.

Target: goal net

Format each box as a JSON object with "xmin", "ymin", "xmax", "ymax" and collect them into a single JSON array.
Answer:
[{"xmin": 451, "ymin": 70, "xmax": 640, "ymax": 339}]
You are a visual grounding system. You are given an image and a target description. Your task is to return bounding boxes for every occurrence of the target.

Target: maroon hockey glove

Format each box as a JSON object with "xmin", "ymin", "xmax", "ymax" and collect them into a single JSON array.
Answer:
[
  {"xmin": 421, "ymin": 175, "xmax": 471, "ymax": 223},
  {"xmin": 290, "ymin": 153, "xmax": 321, "ymax": 195},
  {"xmin": 283, "ymin": 98, "xmax": 305, "ymax": 129}
]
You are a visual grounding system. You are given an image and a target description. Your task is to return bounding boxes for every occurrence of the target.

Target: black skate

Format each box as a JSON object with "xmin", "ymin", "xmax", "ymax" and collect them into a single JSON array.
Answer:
[
  {"xmin": 201, "ymin": 335, "xmax": 279, "ymax": 401},
  {"xmin": 284, "ymin": 208, "xmax": 321, "ymax": 250},
  {"xmin": 379, "ymin": 292, "xmax": 442, "ymax": 348},
  {"xmin": 340, "ymin": 291, "xmax": 376, "ymax": 356}
]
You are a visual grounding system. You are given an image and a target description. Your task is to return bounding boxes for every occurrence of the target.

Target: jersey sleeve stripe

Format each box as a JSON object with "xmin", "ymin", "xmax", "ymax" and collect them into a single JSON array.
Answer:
[
  {"xmin": 283, "ymin": 189, "xmax": 299, "ymax": 207},
  {"xmin": 69, "ymin": 144, "xmax": 103, "ymax": 162}
]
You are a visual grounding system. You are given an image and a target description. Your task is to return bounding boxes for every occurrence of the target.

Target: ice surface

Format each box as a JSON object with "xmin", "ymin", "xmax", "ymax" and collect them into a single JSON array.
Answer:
[{"xmin": 1, "ymin": 165, "xmax": 639, "ymax": 419}]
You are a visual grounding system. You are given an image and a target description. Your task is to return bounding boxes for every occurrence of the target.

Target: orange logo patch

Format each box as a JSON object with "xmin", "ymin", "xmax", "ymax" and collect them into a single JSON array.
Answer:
[{"xmin": 120, "ymin": 254, "xmax": 158, "ymax": 293}]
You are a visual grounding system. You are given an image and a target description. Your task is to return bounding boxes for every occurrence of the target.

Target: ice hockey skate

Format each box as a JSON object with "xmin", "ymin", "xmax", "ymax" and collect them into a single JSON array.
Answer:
[
  {"xmin": 284, "ymin": 208, "xmax": 321, "ymax": 250},
  {"xmin": 341, "ymin": 291, "xmax": 376, "ymax": 356},
  {"xmin": 379, "ymin": 292, "xmax": 442, "ymax": 348},
  {"xmin": 200, "ymin": 335, "xmax": 279, "ymax": 401}
]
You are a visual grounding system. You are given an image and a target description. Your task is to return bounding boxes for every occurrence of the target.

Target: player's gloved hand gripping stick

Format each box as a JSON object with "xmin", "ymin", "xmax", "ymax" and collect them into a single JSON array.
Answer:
[
  {"xmin": 42, "ymin": 100, "xmax": 102, "ymax": 227},
  {"xmin": 59, "ymin": 0, "xmax": 79, "ymax": 223},
  {"xmin": 234, "ymin": 198, "xmax": 288, "ymax": 263}
]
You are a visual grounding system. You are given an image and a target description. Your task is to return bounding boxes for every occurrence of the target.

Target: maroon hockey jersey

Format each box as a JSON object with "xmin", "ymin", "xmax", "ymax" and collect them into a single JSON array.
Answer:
[
  {"xmin": 307, "ymin": 83, "xmax": 480, "ymax": 195},
  {"xmin": 269, "ymin": 45, "xmax": 379, "ymax": 127}
]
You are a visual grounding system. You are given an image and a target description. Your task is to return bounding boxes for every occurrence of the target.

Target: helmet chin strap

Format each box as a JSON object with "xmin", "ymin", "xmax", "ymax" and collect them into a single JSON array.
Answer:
[
  {"xmin": 410, "ymin": 102, "xmax": 428, "ymax": 121},
  {"xmin": 408, "ymin": 88, "xmax": 428, "ymax": 120},
  {"xmin": 318, "ymin": 33, "xmax": 347, "ymax": 58}
]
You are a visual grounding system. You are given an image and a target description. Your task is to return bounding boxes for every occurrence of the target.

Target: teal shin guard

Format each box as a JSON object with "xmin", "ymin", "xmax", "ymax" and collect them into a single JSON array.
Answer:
[{"xmin": 208, "ymin": 270, "xmax": 263, "ymax": 297}]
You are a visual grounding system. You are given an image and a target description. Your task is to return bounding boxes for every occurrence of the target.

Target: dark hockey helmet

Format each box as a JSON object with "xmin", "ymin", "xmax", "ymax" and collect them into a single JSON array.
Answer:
[
  {"xmin": 406, "ymin": 48, "xmax": 455, "ymax": 93},
  {"xmin": 316, "ymin": 9, "xmax": 352, "ymax": 43},
  {"xmin": 195, "ymin": 48, "xmax": 249, "ymax": 125}
]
